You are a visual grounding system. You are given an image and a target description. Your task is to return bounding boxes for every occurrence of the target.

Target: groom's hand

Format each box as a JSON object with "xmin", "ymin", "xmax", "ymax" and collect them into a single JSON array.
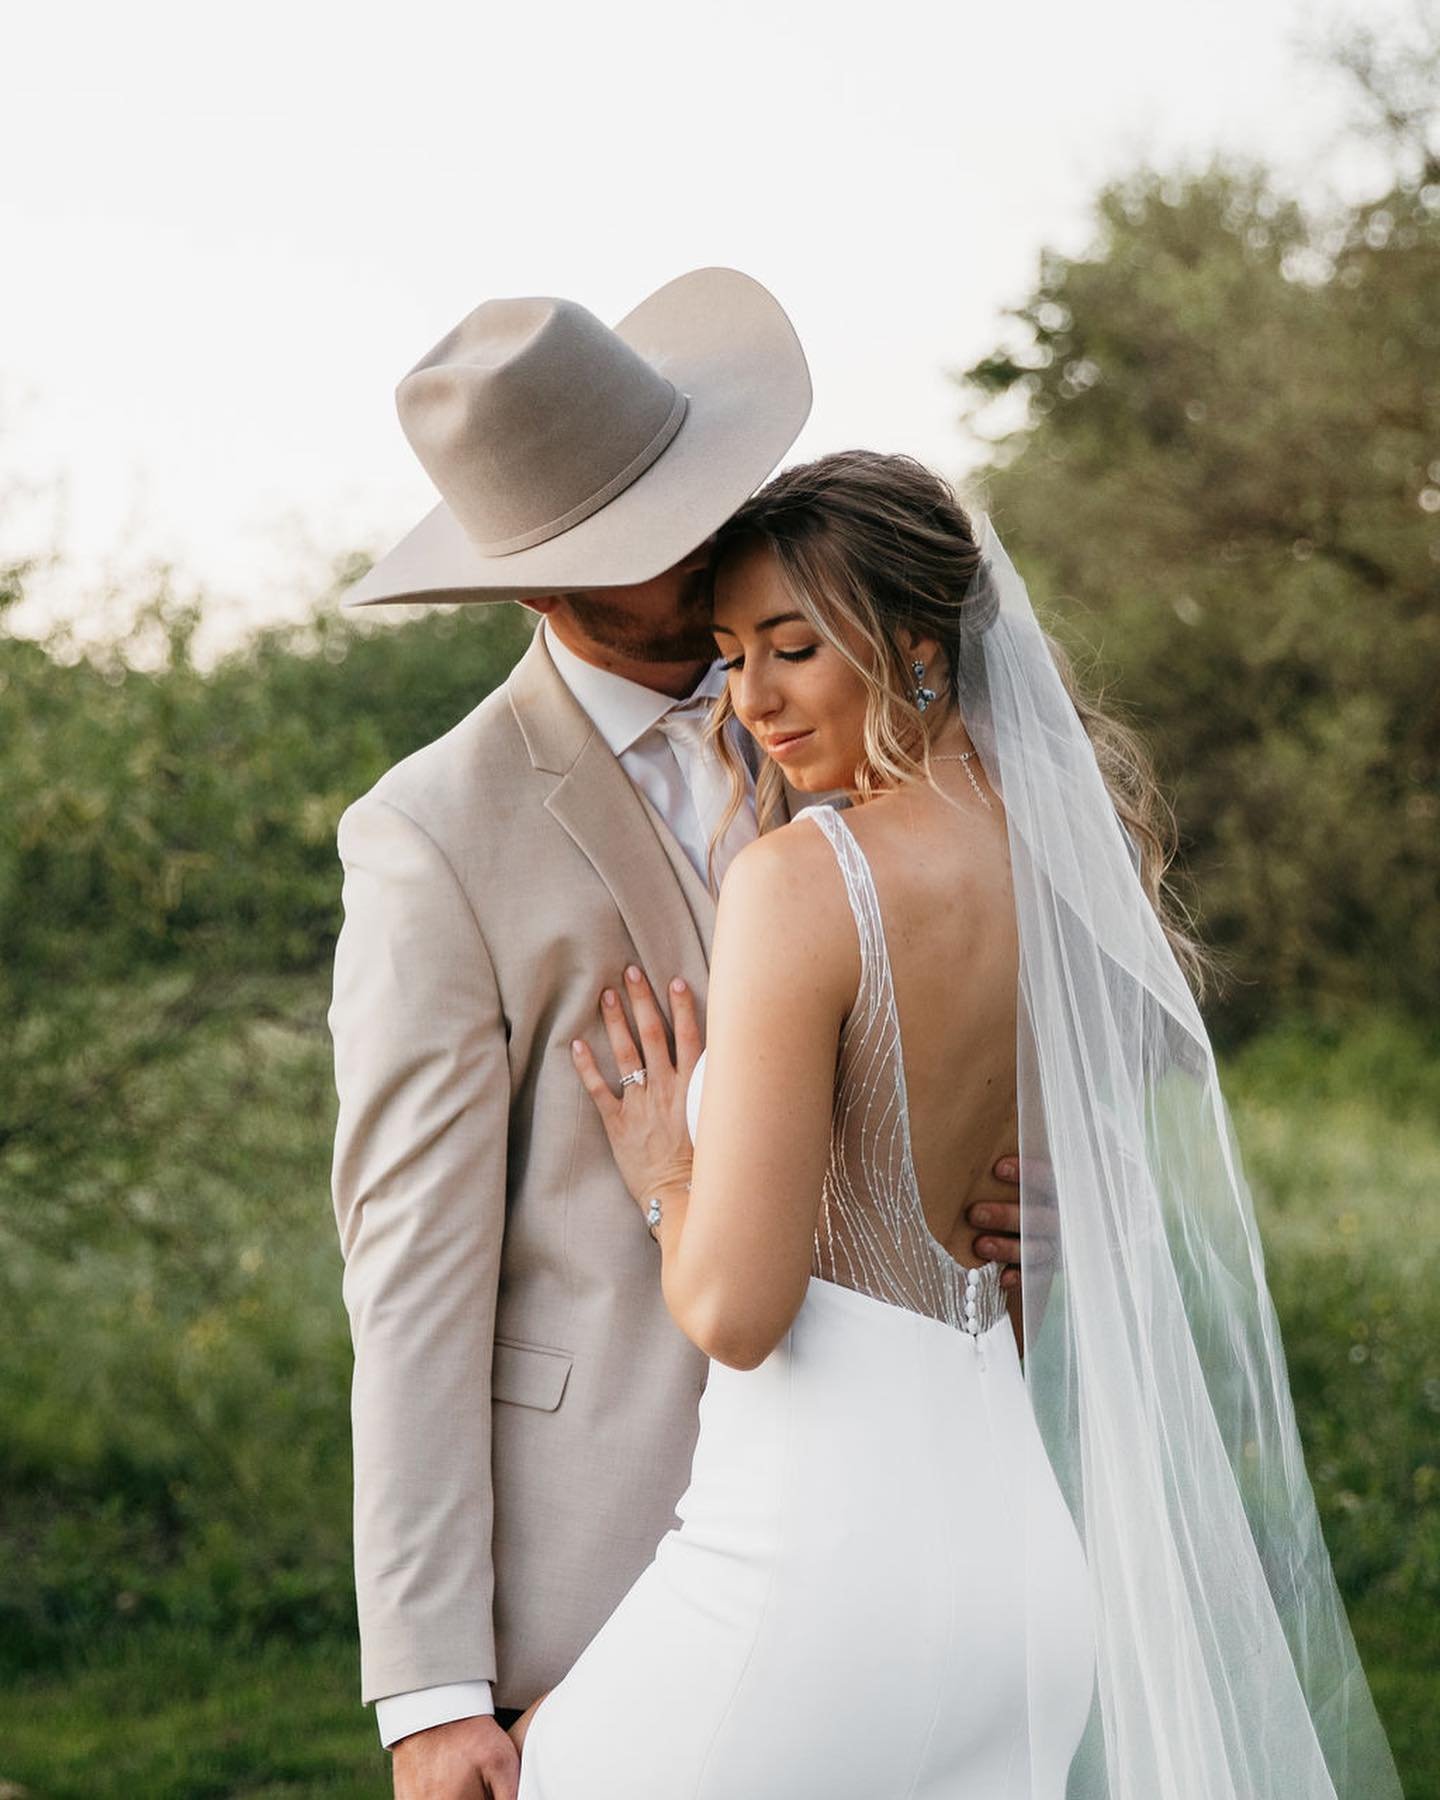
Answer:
[
  {"xmin": 391, "ymin": 1713, "xmax": 519, "ymax": 1800},
  {"xmin": 965, "ymin": 1155, "xmax": 1058, "ymax": 1290}
]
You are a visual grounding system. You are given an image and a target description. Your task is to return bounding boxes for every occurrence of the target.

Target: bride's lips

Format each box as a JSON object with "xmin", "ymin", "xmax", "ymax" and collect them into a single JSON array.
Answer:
[{"xmin": 764, "ymin": 730, "xmax": 814, "ymax": 761}]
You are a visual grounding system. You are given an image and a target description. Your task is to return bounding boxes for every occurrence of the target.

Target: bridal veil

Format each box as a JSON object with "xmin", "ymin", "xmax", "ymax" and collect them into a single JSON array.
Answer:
[{"xmin": 954, "ymin": 520, "xmax": 1401, "ymax": 1799}]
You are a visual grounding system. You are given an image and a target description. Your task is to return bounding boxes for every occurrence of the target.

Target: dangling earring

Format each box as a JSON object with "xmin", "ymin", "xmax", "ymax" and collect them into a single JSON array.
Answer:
[{"xmin": 911, "ymin": 658, "xmax": 938, "ymax": 713}]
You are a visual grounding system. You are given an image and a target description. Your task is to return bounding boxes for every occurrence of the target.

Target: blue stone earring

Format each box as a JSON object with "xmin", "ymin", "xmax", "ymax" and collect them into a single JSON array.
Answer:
[{"xmin": 911, "ymin": 659, "xmax": 937, "ymax": 712}]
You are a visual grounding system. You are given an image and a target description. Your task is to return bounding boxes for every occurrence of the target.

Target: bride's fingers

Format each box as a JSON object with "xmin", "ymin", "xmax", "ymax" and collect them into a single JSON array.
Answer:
[
  {"xmin": 670, "ymin": 977, "xmax": 703, "ymax": 1073},
  {"xmin": 624, "ymin": 965, "xmax": 675, "ymax": 1073},
  {"xmin": 600, "ymin": 985, "xmax": 643, "ymax": 1079},
  {"xmin": 571, "ymin": 1037, "xmax": 621, "ymax": 1123}
]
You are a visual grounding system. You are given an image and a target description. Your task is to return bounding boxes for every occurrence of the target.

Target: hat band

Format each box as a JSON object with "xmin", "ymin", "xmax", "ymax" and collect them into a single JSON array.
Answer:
[{"xmin": 475, "ymin": 385, "xmax": 690, "ymax": 557}]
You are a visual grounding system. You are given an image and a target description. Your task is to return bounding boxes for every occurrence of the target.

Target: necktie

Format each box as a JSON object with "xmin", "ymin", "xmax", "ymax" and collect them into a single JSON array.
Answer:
[{"xmin": 654, "ymin": 702, "xmax": 758, "ymax": 889}]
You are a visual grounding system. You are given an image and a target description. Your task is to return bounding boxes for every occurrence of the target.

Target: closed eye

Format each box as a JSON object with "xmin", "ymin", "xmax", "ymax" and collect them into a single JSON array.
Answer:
[{"xmin": 717, "ymin": 647, "xmax": 818, "ymax": 672}]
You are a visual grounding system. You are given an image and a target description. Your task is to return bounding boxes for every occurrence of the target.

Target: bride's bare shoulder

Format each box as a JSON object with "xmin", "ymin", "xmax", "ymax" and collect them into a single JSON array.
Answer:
[
  {"xmin": 712, "ymin": 811, "xmax": 858, "ymax": 988},
  {"xmin": 721, "ymin": 808, "xmax": 843, "ymax": 893}
]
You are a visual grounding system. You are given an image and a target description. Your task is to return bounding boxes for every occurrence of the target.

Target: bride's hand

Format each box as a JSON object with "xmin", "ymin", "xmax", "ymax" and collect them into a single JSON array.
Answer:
[{"xmin": 572, "ymin": 965, "xmax": 702, "ymax": 1215}]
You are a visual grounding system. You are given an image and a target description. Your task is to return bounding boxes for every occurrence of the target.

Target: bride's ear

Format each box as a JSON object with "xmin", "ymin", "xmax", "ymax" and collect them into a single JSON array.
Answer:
[{"xmin": 898, "ymin": 627, "xmax": 941, "ymax": 672}]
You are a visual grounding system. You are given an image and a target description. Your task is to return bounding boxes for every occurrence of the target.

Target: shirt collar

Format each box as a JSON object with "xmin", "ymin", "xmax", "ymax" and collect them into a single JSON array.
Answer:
[{"xmin": 543, "ymin": 615, "xmax": 727, "ymax": 756}]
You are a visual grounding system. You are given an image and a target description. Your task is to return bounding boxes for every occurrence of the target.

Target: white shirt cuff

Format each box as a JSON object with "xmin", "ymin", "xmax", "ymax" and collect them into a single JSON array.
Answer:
[{"xmin": 375, "ymin": 1679, "xmax": 496, "ymax": 1749}]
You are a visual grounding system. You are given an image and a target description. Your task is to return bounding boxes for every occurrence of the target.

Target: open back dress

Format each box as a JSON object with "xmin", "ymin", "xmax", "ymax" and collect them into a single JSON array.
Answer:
[{"xmin": 517, "ymin": 803, "xmax": 1096, "ymax": 1799}]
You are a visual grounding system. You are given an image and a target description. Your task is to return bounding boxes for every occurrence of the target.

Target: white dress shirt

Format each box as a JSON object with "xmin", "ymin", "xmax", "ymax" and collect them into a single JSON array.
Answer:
[
  {"xmin": 374, "ymin": 618, "xmax": 757, "ymax": 1750},
  {"xmin": 543, "ymin": 616, "xmax": 759, "ymax": 885}
]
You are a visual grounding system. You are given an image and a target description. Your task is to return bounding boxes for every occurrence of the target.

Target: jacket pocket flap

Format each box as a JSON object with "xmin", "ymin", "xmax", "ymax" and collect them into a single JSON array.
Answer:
[{"xmin": 492, "ymin": 1338, "xmax": 573, "ymax": 1412}]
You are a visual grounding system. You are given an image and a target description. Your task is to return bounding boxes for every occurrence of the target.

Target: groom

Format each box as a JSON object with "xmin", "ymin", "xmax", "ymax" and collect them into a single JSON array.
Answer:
[{"xmin": 328, "ymin": 270, "xmax": 1028, "ymax": 1800}]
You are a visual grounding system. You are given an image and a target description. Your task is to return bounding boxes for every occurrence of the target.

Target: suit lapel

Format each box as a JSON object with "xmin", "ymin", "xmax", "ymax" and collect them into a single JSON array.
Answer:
[{"xmin": 509, "ymin": 629, "xmax": 711, "ymax": 1001}]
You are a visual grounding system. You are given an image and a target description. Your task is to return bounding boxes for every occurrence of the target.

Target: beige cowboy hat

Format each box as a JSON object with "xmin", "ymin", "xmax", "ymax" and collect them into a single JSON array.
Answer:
[{"xmin": 342, "ymin": 266, "xmax": 811, "ymax": 608}]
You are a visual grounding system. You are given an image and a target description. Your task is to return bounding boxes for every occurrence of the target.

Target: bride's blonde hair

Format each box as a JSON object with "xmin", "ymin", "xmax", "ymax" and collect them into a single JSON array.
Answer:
[{"xmin": 705, "ymin": 450, "xmax": 1215, "ymax": 1000}]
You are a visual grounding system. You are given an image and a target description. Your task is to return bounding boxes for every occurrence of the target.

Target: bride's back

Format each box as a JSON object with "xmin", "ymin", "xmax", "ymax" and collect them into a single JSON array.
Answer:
[{"xmin": 823, "ymin": 773, "xmax": 1018, "ymax": 1268}]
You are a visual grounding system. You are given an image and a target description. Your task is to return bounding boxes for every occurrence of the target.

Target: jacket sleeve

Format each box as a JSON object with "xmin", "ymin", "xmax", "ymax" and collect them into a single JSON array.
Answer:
[{"xmin": 328, "ymin": 792, "xmax": 508, "ymax": 1704}]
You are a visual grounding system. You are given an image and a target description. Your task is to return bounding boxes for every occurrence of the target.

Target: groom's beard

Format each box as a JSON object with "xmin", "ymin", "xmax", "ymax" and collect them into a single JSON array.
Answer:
[{"xmin": 564, "ymin": 569, "xmax": 716, "ymax": 665}]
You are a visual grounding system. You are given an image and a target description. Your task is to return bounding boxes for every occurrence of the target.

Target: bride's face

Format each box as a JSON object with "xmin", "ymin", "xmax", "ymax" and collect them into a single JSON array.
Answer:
[{"xmin": 711, "ymin": 542, "xmax": 872, "ymax": 794}]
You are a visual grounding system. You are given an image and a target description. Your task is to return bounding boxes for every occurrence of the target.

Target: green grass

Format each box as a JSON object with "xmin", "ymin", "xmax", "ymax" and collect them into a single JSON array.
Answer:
[
  {"xmin": 1351, "ymin": 1597, "xmax": 1440, "ymax": 1800},
  {"xmin": 1229, "ymin": 1013, "xmax": 1440, "ymax": 1625},
  {"xmin": 0, "ymin": 1602, "xmax": 1431, "ymax": 1799},
  {"xmin": 2, "ymin": 1629, "xmax": 383, "ymax": 1799}
]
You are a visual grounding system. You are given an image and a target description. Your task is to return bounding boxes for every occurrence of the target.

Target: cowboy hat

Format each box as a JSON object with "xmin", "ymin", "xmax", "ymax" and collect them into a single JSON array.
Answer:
[{"xmin": 342, "ymin": 266, "xmax": 811, "ymax": 608}]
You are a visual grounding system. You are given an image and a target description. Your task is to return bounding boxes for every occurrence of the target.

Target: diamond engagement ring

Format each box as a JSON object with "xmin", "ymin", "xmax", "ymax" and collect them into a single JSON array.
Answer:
[{"xmin": 620, "ymin": 1069, "xmax": 648, "ymax": 1090}]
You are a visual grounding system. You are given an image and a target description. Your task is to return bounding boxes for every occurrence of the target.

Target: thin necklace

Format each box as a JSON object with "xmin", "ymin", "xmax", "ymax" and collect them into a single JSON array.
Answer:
[{"xmin": 931, "ymin": 750, "xmax": 993, "ymax": 811}]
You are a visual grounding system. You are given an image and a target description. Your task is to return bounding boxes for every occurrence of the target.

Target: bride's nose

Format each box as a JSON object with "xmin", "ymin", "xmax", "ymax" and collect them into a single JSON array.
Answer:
[{"xmin": 734, "ymin": 659, "xmax": 782, "ymax": 725}]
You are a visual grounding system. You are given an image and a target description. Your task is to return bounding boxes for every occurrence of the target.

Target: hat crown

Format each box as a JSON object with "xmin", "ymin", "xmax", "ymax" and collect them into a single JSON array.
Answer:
[{"xmin": 396, "ymin": 296, "xmax": 688, "ymax": 558}]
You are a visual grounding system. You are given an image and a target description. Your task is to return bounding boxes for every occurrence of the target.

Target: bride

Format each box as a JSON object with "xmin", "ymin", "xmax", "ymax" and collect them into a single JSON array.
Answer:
[{"xmin": 514, "ymin": 451, "xmax": 1400, "ymax": 1799}]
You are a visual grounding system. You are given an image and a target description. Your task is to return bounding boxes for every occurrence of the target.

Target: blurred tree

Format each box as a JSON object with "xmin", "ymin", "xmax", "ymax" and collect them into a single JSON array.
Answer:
[
  {"xmin": 1321, "ymin": 1, "xmax": 1440, "ymax": 189},
  {"xmin": 956, "ymin": 27, "xmax": 1440, "ymax": 1041},
  {"xmin": 0, "ymin": 574, "xmax": 532, "ymax": 986},
  {"xmin": 0, "ymin": 575, "xmax": 531, "ymax": 1263}
]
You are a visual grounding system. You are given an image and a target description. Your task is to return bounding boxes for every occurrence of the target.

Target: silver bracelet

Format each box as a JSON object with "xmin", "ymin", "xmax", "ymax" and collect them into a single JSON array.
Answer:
[{"xmin": 645, "ymin": 1182, "xmax": 690, "ymax": 1243}]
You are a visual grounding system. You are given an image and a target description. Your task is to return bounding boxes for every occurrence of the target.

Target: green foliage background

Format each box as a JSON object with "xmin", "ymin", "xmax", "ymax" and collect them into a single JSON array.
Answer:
[
  {"xmin": 3, "ymin": 19, "xmax": 1438, "ymax": 1794},
  {"xmin": 959, "ymin": 161, "xmax": 1440, "ymax": 1041}
]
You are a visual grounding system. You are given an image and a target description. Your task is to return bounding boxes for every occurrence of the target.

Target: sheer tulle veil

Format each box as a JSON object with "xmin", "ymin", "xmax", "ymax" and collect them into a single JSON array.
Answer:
[{"xmin": 953, "ymin": 519, "xmax": 1401, "ymax": 1799}]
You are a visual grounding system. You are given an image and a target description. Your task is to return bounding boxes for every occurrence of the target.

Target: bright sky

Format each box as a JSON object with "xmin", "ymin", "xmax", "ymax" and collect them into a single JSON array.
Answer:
[{"xmin": 1, "ymin": 0, "xmax": 1402, "ymax": 652}]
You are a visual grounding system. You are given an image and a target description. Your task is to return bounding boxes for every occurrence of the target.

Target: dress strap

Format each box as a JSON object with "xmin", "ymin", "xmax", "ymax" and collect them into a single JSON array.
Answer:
[
  {"xmin": 794, "ymin": 804, "xmax": 891, "ymax": 1018},
  {"xmin": 796, "ymin": 803, "xmax": 914, "ymax": 1177}
]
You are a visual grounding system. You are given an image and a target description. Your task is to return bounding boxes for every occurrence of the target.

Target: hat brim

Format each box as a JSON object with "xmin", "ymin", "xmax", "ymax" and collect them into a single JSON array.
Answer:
[{"xmin": 342, "ymin": 267, "xmax": 811, "ymax": 608}]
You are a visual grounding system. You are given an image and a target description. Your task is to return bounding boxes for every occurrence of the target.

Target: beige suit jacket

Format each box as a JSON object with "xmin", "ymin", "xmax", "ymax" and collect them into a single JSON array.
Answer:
[{"xmin": 330, "ymin": 625, "xmax": 737, "ymax": 1708}]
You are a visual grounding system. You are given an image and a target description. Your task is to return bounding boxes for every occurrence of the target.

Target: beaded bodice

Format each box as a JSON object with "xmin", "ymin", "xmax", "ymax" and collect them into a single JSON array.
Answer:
[{"xmin": 799, "ymin": 804, "xmax": 1007, "ymax": 1340}]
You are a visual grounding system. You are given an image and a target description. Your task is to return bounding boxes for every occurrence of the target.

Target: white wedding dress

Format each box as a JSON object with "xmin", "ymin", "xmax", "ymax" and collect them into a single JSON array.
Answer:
[{"xmin": 517, "ymin": 805, "xmax": 1096, "ymax": 1799}]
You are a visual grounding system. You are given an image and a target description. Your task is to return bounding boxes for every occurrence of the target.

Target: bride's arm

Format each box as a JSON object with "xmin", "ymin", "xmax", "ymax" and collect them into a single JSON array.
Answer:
[
  {"xmin": 572, "ymin": 826, "xmax": 852, "ymax": 1370},
  {"xmin": 663, "ymin": 830, "xmax": 852, "ymax": 1368}
]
